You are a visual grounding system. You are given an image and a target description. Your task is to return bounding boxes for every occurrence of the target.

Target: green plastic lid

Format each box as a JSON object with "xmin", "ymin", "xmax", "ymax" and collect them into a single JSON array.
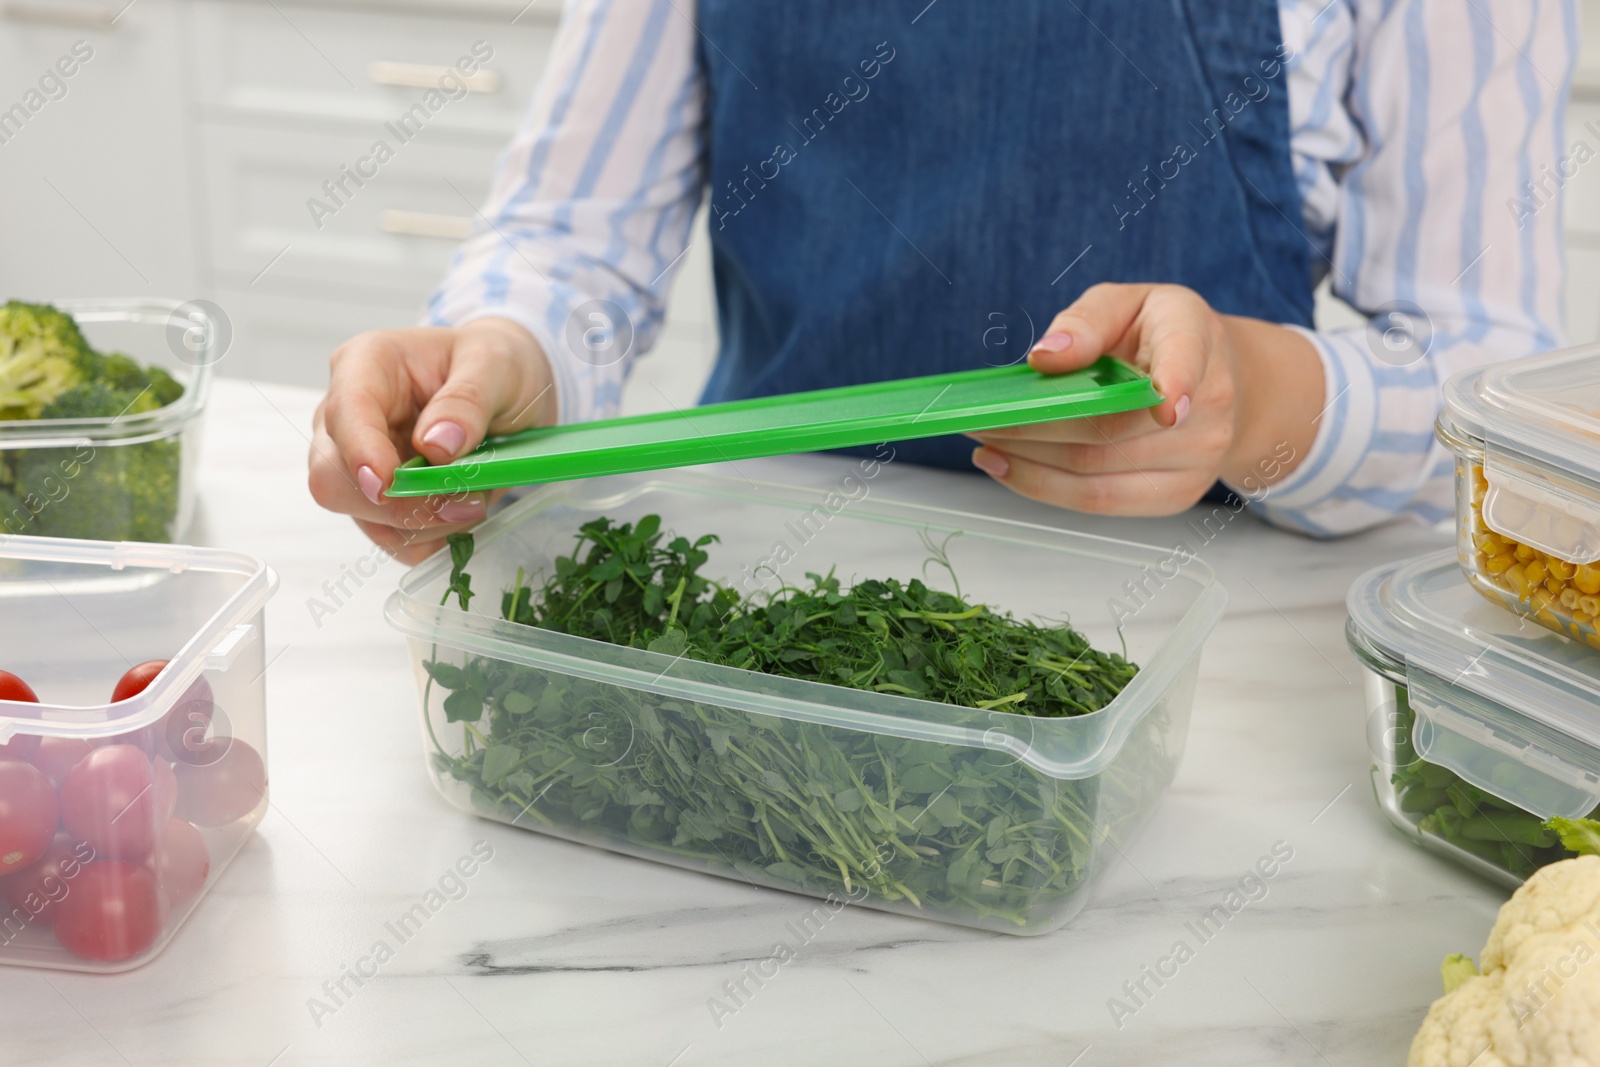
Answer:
[{"xmin": 386, "ymin": 357, "xmax": 1159, "ymax": 497}]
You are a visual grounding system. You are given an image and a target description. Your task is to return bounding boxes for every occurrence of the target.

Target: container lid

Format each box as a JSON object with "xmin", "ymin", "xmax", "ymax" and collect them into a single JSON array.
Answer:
[
  {"xmin": 1441, "ymin": 346, "xmax": 1600, "ymax": 563},
  {"xmin": 0, "ymin": 536, "xmax": 277, "ymax": 743},
  {"xmin": 1347, "ymin": 549, "xmax": 1600, "ymax": 818},
  {"xmin": 386, "ymin": 357, "xmax": 1160, "ymax": 497}
]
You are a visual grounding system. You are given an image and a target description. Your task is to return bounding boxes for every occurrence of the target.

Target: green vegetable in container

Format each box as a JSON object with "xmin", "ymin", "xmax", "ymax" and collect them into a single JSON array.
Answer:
[
  {"xmin": 0, "ymin": 302, "xmax": 186, "ymax": 542},
  {"xmin": 423, "ymin": 516, "xmax": 1171, "ymax": 929},
  {"xmin": 1386, "ymin": 689, "xmax": 1598, "ymax": 879},
  {"xmin": 0, "ymin": 300, "xmax": 91, "ymax": 421}
]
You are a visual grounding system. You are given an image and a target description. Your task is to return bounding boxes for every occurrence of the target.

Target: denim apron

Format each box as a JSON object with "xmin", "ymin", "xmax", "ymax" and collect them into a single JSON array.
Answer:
[{"xmin": 694, "ymin": 0, "xmax": 1314, "ymax": 471}]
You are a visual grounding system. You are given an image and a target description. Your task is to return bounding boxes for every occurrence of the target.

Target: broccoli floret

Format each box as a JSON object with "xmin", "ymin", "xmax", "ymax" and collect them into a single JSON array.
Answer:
[
  {"xmin": 45, "ymin": 354, "xmax": 184, "ymax": 418},
  {"xmin": 40, "ymin": 380, "xmax": 164, "ymax": 421},
  {"xmin": 97, "ymin": 351, "xmax": 149, "ymax": 392},
  {"xmin": 147, "ymin": 365, "xmax": 184, "ymax": 408},
  {"xmin": 0, "ymin": 301, "xmax": 90, "ymax": 420},
  {"xmin": 0, "ymin": 484, "xmax": 39, "ymax": 537},
  {"xmin": 11, "ymin": 436, "xmax": 180, "ymax": 542}
]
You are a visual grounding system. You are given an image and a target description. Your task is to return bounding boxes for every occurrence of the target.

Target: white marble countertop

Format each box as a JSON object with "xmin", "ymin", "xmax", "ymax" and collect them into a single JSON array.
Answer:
[{"xmin": 1, "ymin": 378, "xmax": 1497, "ymax": 1066}]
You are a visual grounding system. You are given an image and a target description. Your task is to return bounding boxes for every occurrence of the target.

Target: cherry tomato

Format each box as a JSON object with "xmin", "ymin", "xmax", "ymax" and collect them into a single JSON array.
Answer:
[
  {"xmin": 110, "ymin": 661, "xmax": 166, "ymax": 705},
  {"xmin": 149, "ymin": 818, "xmax": 209, "ymax": 912},
  {"xmin": 0, "ymin": 670, "xmax": 41, "ymax": 763},
  {"xmin": 0, "ymin": 761, "xmax": 57, "ymax": 874},
  {"xmin": 103, "ymin": 661, "xmax": 215, "ymax": 762},
  {"xmin": 2, "ymin": 832, "xmax": 96, "ymax": 926},
  {"xmin": 174, "ymin": 739, "xmax": 266, "ymax": 827},
  {"xmin": 30, "ymin": 736, "xmax": 93, "ymax": 787},
  {"xmin": 60, "ymin": 746, "xmax": 164, "ymax": 861},
  {"xmin": 52, "ymin": 860, "xmax": 165, "ymax": 963}
]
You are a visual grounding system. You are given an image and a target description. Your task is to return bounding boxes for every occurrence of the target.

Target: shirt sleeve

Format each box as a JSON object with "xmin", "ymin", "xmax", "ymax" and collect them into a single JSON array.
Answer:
[
  {"xmin": 1248, "ymin": 0, "xmax": 1578, "ymax": 537},
  {"xmin": 424, "ymin": 0, "xmax": 707, "ymax": 425}
]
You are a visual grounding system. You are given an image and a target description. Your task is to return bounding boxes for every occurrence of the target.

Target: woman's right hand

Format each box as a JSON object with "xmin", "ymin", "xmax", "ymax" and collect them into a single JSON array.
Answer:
[{"xmin": 308, "ymin": 316, "xmax": 557, "ymax": 564}]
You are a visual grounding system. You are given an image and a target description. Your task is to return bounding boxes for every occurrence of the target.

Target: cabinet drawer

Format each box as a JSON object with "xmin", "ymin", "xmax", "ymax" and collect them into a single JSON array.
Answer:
[
  {"xmin": 0, "ymin": 0, "xmax": 198, "ymax": 296},
  {"xmin": 201, "ymin": 123, "xmax": 499, "ymax": 297},
  {"xmin": 189, "ymin": 0, "xmax": 554, "ymax": 139}
]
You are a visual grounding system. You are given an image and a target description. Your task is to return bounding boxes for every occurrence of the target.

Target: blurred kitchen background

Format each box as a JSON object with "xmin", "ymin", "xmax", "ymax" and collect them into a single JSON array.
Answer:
[{"xmin": 2, "ymin": 0, "xmax": 1598, "ymax": 416}]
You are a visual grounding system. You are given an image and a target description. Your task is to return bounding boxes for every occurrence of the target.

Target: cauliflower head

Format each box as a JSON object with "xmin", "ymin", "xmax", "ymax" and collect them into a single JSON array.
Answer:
[
  {"xmin": 0, "ymin": 301, "xmax": 90, "ymax": 420},
  {"xmin": 1409, "ymin": 850, "xmax": 1600, "ymax": 1067}
]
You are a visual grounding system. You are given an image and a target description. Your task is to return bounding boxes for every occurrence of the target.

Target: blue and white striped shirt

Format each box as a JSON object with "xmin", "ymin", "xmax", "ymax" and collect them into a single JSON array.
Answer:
[{"xmin": 427, "ymin": 0, "xmax": 1576, "ymax": 537}]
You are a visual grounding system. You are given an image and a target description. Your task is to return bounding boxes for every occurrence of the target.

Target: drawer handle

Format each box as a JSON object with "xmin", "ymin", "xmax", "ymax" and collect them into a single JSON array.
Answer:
[
  {"xmin": 379, "ymin": 210, "xmax": 474, "ymax": 240},
  {"xmin": 367, "ymin": 61, "xmax": 501, "ymax": 94},
  {"xmin": 2, "ymin": 2, "xmax": 120, "ymax": 27}
]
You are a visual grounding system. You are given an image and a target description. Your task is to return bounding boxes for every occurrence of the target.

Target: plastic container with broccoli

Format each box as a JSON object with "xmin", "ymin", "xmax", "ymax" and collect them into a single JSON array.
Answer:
[
  {"xmin": 1347, "ymin": 550, "xmax": 1600, "ymax": 886},
  {"xmin": 0, "ymin": 299, "xmax": 216, "ymax": 543}
]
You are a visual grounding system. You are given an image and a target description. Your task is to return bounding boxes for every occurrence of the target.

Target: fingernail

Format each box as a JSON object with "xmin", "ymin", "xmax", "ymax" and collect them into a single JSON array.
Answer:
[
  {"xmin": 438, "ymin": 497, "xmax": 486, "ymax": 523},
  {"xmin": 357, "ymin": 465, "xmax": 384, "ymax": 505},
  {"xmin": 1172, "ymin": 395, "xmax": 1191, "ymax": 427},
  {"xmin": 421, "ymin": 420, "xmax": 467, "ymax": 458},
  {"xmin": 971, "ymin": 448, "xmax": 1009, "ymax": 479},
  {"xmin": 1031, "ymin": 332, "xmax": 1073, "ymax": 355}
]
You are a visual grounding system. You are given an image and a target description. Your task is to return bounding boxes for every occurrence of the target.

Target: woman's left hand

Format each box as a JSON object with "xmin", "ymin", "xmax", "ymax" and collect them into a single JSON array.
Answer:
[{"xmin": 967, "ymin": 282, "xmax": 1321, "ymax": 515}]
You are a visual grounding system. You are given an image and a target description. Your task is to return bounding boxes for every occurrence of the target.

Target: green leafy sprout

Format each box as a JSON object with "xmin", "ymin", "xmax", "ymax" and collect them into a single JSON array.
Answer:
[{"xmin": 421, "ymin": 515, "xmax": 1176, "ymax": 930}]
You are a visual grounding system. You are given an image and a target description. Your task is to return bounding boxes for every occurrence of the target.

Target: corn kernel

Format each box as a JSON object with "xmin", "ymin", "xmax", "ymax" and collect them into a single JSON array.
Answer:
[
  {"xmin": 1516, "ymin": 543, "xmax": 1538, "ymax": 562},
  {"xmin": 1550, "ymin": 558, "xmax": 1578, "ymax": 581},
  {"xmin": 1504, "ymin": 564, "xmax": 1530, "ymax": 598},
  {"xmin": 1578, "ymin": 564, "xmax": 1600, "ymax": 596},
  {"xmin": 1582, "ymin": 595, "xmax": 1600, "ymax": 617},
  {"xmin": 1586, "ymin": 632, "xmax": 1600, "ymax": 652},
  {"xmin": 1526, "ymin": 558, "xmax": 1548, "ymax": 586},
  {"xmin": 1485, "ymin": 553, "xmax": 1515, "ymax": 576},
  {"xmin": 1561, "ymin": 587, "xmax": 1582, "ymax": 610},
  {"xmin": 1547, "ymin": 577, "xmax": 1566, "ymax": 596},
  {"xmin": 1576, "ymin": 610, "xmax": 1595, "ymax": 628}
]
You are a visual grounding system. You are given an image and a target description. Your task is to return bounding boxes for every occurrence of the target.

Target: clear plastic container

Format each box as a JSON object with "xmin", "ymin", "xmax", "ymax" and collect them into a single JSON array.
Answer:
[
  {"xmin": 1347, "ymin": 549, "xmax": 1600, "ymax": 887},
  {"xmin": 0, "ymin": 535, "xmax": 275, "ymax": 972},
  {"xmin": 386, "ymin": 470, "xmax": 1226, "ymax": 935},
  {"xmin": 1438, "ymin": 346, "xmax": 1600, "ymax": 647},
  {"xmin": 0, "ymin": 299, "xmax": 216, "ymax": 544}
]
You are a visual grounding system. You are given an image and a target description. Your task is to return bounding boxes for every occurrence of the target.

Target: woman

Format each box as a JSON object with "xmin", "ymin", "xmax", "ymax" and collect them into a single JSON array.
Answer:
[{"xmin": 308, "ymin": 0, "xmax": 1573, "ymax": 561}]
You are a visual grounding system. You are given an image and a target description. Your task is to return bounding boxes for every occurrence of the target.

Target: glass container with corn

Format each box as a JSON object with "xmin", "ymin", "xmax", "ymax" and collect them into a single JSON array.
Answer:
[{"xmin": 1439, "ymin": 349, "xmax": 1600, "ymax": 649}]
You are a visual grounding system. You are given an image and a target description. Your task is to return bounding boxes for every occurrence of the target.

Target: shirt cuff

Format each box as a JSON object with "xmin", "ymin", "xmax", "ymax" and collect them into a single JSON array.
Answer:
[{"xmin": 1231, "ymin": 325, "xmax": 1377, "ymax": 533}]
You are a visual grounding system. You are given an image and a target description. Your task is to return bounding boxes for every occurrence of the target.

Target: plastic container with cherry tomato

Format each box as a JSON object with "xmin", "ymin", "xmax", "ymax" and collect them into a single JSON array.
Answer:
[{"xmin": 0, "ymin": 535, "xmax": 275, "ymax": 972}]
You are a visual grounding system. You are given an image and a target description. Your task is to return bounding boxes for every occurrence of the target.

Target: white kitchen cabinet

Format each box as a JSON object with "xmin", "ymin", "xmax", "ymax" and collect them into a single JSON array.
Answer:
[
  {"xmin": 0, "ymin": 0, "xmax": 198, "ymax": 299},
  {"xmin": 200, "ymin": 123, "xmax": 502, "ymax": 297},
  {"xmin": 188, "ymin": 1, "xmax": 554, "ymax": 139}
]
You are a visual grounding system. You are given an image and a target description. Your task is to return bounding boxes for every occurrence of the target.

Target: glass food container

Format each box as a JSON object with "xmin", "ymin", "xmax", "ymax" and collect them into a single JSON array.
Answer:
[
  {"xmin": 1438, "ymin": 346, "xmax": 1600, "ymax": 647},
  {"xmin": 387, "ymin": 469, "xmax": 1226, "ymax": 935},
  {"xmin": 0, "ymin": 299, "xmax": 217, "ymax": 544},
  {"xmin": 1347, "ymin": 549, "xmax": 1600, "ymax": 887},
  {"xmin": 0, "ymin": 535, "xmax": 275, "ymax": 972}
]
